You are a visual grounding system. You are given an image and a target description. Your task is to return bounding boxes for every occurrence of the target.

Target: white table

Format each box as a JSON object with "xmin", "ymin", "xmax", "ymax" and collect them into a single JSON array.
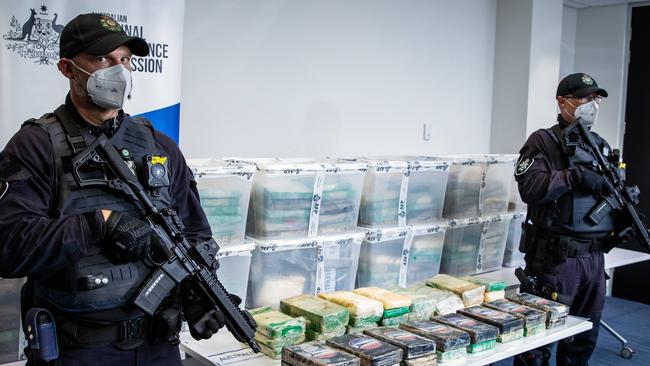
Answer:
[
  {"xmin": 476, "ymin": 247, "xmax": 650, "ymax": 290},
  {"xmin": 180, "ymin": 317, "xmax": 592, "ymax": 366}
]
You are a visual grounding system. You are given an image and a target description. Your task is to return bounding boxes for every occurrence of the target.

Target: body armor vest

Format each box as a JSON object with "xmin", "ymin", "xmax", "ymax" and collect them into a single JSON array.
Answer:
[
  {"xmin": 531, "ymin": 126, "xmax": 616, "ymax": 237},
  {"xmin": 24, "ymin": 104, "xmax": 173, "ymax": 313}
]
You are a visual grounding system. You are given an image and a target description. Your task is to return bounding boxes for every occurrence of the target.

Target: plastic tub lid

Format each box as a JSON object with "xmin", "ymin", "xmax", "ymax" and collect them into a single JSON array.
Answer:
[
  {"xmin": 360, "ymin": 226, "xmax": 411, "ymax": 243},
  {"xmin": 320, "ymin": 159, "xmax": 369, "ymax": 173},
  {"xmin": 339, "ymin": 157, "xmax": 409, "ymax": 170},
  {"xmin": 224, "ymin": 157, "xmax": 324, "ymax": 172},
  {"xmin": 433, "ymin": 154, "xmax": 489, "ymax": 165},
  {"xmin": 320, "ymin": 230, "xmax": 367, "ymax": 245},
  {"xmin": 485, "ymin": 154, "xmax": 519, "ymax": 164},
  {"xmin": 448, "ymin": 216, "xmax": 490, "ymax": 228},
  {"xmin": 216, "ymin": 242, "xmax": 256, "ymax": 258},
  {"xmin": 188, "ymin": 158, "xmax": 256, "ymax": 177},
  {"xmin": 249, "ymin": 236, "xmax": 320, "ymax": 252},
  {"xmin": 365, "ymin": 156, "xmax": 451, "ymax": 172},
  {"xmin": 411, "ymin": 220, "xmax": 450, "ymax": 236}
]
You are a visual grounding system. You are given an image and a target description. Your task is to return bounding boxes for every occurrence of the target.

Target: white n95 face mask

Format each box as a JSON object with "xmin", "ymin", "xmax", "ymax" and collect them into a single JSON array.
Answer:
[
  {"xmin": 69, "ymin": 61, "xmax": 132, "ymax": 109},
  {"xmin": 574, "ymin": 100, "xmax": 599, "ymax": 129}
]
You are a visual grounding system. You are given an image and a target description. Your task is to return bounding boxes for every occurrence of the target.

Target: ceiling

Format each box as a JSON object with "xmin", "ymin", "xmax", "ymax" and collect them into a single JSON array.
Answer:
[{"xmin": 564, "ymin": 0, "xmax": 648, "ymax": 8}]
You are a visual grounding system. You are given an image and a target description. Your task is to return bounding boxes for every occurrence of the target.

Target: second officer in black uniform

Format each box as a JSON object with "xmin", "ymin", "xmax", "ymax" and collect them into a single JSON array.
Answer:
[{"xmin": 514, "ymin": 73, "xmax": 619, "ymax": 366}]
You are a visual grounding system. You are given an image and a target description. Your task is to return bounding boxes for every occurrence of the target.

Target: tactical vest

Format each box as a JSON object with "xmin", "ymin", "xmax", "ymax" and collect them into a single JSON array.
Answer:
[
  {"xmin": 24, "ymin": 104, "xmax": 173, "ymax": 313},
  {"xmin": 531, "ymin": 125, "xmax": 616, "ymax": 237}
]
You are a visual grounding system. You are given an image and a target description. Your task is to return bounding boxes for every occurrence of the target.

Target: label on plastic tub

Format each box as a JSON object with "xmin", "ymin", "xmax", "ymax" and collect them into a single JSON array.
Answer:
[
  {"xmin": 398, "ymin": 170, "xmax": 410, "ymax": 226},
  {"xmin": 475, "ymin": 222, "xmax": 489, "ymax": 272},
  {"xmin": 308, "ymin": 171, "xmax": 325, "ymax": 237},
  {"xmin": 477, "ymin": 170, "xmax": 487, "ymax": 216},
  {"xmin": 398, "ymin": 230, "xmax": 415, "ymax": 288},
  {"xmin": 316, "ymin": 244, "xmax": 326, "ymax": 293}
]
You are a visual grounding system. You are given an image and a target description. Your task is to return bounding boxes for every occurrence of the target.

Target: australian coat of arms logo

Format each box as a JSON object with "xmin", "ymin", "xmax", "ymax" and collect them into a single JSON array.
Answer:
[{"xmin": 3, "ymin": 5, "xmax": 63, "ymax": 65}]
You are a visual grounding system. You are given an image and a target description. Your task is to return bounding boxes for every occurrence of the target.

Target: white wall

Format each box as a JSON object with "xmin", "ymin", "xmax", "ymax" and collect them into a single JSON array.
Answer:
[
  {"xmin": 560, "ymin": 6, "xmax": 577, "ymax": 78},
  {"xmin": 490, "ymin": 0, "xmax": 563, "ymax": 154},
  {"xmin": 525, "ymin": 0, "xmax": 563, "ymax": 135},
  {"xmin": 179, "ymin": 0, "xmax": 498, "ymax": 159},
  {"xmin": 573, "ymin": 4, "xmax": 628, "ymax": 148},
  {"xmin": 490, "ymin": 0, "xmax": 532, "ymax": 154}
]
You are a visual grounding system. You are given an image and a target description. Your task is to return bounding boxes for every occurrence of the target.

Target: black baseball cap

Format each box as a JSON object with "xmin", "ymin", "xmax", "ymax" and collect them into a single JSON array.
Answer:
[
  {"xmin": 59, "ymin": 13, "xmax": 149, "ymax": 58},
  {"xmin": 556, "ymin": 73, "xmax": 608, "ymax": 98}
]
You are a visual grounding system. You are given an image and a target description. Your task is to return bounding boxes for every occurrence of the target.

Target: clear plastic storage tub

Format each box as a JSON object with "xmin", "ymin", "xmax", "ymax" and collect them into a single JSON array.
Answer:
[
  {"xmin": 229, "ymin": 158, "xmax": 366, "ymax": 239},
  {"xmin": 509, "ymin": 173, "xmax": 526, "ymax": 212},
  {"xmin": 188, "ymin": 159, "xmax": 255, "ymax": 246},
  {"xmin": 356, "ymin": 226, "xmax": 411, "ymax": 288},
  {"xmin": 0, "ymin": 278, "xmax": 24, "ymax": 364},
  {"xmin": 357, "ymin": 159, "xmax": 408, "ymax": 227},
  {"xmin": 403, "ymin": 223, "xmax": 448, "ymax": 287},
  {"xmin": 440, "ymin": 215, "xmax": 512, "ymax": 275},
  {"xmin": 247, "ymin": 237, "xmax": 320, "ymax": 309},
  {"xmin": 216, "ymin": 242, "xmax": 255, "ymax": 307},
  {"xmin": 483, "ymin": 155, "xmax": 517, "ymax": 216},
  {"xmin": 440, "ymin": 156, "xmax": 488, "ymax": 219},
  {"xmin": 502, "ymin": 212, "xmax": 526, "ymax": 268},
  {"xmin": 318, "ymin": 231, "xmax": 365, "ymax": 293},
  {"xmin": 357, "ymin": 158, "xmax": 450, "ymax": 227},
  {"xmin": 246, "ymin": 232, "xmax": 365, "ymax": 309}
]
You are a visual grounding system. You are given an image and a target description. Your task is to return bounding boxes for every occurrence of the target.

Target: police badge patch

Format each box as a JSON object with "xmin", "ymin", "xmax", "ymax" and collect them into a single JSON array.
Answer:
[
  {"xmin": 0, "ymin": 181, "xmax": 8, "ymax": 202},
  {"xmin": 515, "ymin": 156, "xmax": 534, "ymax": 176}
]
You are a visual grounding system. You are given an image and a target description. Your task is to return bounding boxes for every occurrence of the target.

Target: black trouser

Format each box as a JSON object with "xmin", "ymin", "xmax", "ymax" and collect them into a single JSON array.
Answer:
[
  {"xmin": 514, "ymin": 250, "xmax": 606, "ymax": 366},
  {"xmin": 26, "ymin": 341, "xmax": 182, "ymax": 366}
]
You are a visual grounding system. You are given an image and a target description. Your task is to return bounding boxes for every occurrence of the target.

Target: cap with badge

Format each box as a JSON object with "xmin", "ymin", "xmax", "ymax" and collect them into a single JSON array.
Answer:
[
  {"xmin": 59, "ymin": 13, "xmax": 149, "ymax": 58},
  {"xmin": 556, "ymin": 73, "xmax": 608, "ymax": 98}
]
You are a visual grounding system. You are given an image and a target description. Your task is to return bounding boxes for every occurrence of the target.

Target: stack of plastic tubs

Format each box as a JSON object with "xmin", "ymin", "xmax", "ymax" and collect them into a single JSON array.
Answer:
[
  {"xmin": 0, "ymin": 278, "xmax": 24, "ymax": 364},
  {"xmin": 437, "ymin": 154, "xmax": 517, "ymax": 276},
  {"xmin": 189, "ymin": 159, "xmax": 257, "ymax": 308},
  {"xmin": 355, "ymin": 158, "xmax": 451, "ymax": 289},
  {"xmin": 233, "ymin": 158, "xmax": 368, "ymax": 308}
]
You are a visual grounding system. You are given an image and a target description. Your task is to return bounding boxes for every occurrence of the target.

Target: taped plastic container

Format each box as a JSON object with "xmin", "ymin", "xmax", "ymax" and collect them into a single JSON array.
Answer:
[
  {"xmin": 508, "ymin": 174, "xmax": 526, "ymax": 213},
  {"xmin": 247, "ymin": 237, "xmax": 319, "ymax": 308},
  {"xmin": 356, "ymin": 226, "xmax": 410, "ymax": 288},
  {"xmin": 356, "ymin": 159, "xmax": 409, "ymax": 227},
  {"xmin": 216, "ymin": 242, "xmax": 254, "ymax": 307},
  {"xmin": 359, "ymin": 157, "xmax": 450, "ymax": 226},
  {"xmin": 404, "ymin": 223, "xmax": 447, "ymax": 287},
  {"xmin": 482, "ymin": 155, "xmax": 517, "ymax": 216},
  {"xmin": 440, "ymin": 215, "xmax": 511, "ymax": 276},
  {"xmin": 439, "ymin": 155, "xmax": 488, "ymax": 219},
  {"xmin": 246, "ymin": 231, "xmax": 364, "ymax": 308},
  {"xmin": 229, "ymin": 158, "xmax": 366, "ymax": 239},
  {"xmin": 188, "ymin": 159, "xmax": 255, "ymax": 246},
  {"xmin": 319, "ymin": 232, "xmax": 365, "ymax": 294},
  {"xmin": 502, "ymin": 212, "xmax": 526, "ymax": 267}
]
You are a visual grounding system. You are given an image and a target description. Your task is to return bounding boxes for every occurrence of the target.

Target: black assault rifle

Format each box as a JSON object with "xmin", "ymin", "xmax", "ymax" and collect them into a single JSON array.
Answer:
[
  {"xmin": 71, "ymin": 134, "xmax": 260, "ymax": 352},
  {"xmin": 567, "ymin": 120, "xmax": 650, "ymax": 252}
]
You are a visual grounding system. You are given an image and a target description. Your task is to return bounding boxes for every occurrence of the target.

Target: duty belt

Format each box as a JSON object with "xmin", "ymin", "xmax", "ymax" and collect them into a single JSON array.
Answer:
[
  {"xmin": 57, "ymin": 315, "xmax": 150, "ymax": 350},
  {"xmin": 522, "ymin": 224, "xmax": 606, "ymax": 259}
]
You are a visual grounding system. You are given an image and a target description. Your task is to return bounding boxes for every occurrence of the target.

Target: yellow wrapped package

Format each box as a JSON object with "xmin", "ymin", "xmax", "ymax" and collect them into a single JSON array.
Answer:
[
  {"xmin": 426, "ymin": 274, "xmax": 485, "ymax": 307},
  {"xmin": 353, "ymin": 287, "xmax": 412, "ymax": 309},
  {"xmin": 318, "ymin": 291, "xmax": 384, "ymax": 318}
]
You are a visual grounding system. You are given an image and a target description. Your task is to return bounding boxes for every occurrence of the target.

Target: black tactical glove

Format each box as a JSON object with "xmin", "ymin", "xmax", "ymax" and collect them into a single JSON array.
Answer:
[
  {"xmin": 579, "ymin": 168, "xmax": 610, "ymax": 196},
  {"xmin": 183, "ymin": 296, "xmax": 242, "ymax": 340},
  {"xmin": 104, "ymin": 212, "xmax": 152, "ymax": 262},
  {"xmin": 181, "ymin": 280, "xmax": 241, "ymax": 340}
]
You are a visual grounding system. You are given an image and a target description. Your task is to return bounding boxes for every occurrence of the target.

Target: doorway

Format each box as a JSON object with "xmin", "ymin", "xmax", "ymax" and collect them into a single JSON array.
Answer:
[{"xmin": 613, "ymin": 5, "xmax": 650, "ymax": 305}]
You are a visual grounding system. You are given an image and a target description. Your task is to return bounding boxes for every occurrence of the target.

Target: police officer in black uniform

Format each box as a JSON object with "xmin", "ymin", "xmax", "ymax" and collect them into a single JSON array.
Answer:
[
  {"xmin": 0, "ymin": 14, "xmax": 225, "ymax": 365},
  {"xmin": 513, "ymin": 73, "xmax": 620, "ymax": 366}
]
